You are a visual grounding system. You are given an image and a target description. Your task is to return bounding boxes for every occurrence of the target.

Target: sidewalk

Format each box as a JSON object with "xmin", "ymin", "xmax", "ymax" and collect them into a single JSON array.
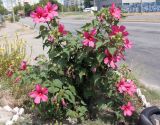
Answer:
[{"xmin": 0, "ymin": 22, "xmax": 47, "ymax": 64}]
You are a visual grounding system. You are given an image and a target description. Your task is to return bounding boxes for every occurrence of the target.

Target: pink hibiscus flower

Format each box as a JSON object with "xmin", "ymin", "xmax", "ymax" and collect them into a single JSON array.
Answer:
[
  {"xmin": 120, "ymin": 102, "xmax": 135, "ymax": 116},
  {"xmin": 110, "ymin": 25, "xmax": 129, "ymax": 37},
  {"xmin": 126, "ymin": 80, "xmax": 137, "ymax": 96},
  {"xmin": 14, "ymin": 76, "xmax": 21, "ymax": 83},
  {"xmin": 58, "ymin": 24, "xmax": 68, "ymax": 36},
  {"xmin": 82, "ymin": 28, "xmax": 97, "ymax": 48},
  {"xmin": 20, "ymin": 61, "xmax": 27, "ymax": 70},
  {"xmin": 116, "ymin": 78, "xmax": 128, "ymax": 93},
  {"xmin": 29, "ymin": 84, "xmax": 48, "ymax": 104},
  {"xmin": 44, "ymin": 2, "xmax": 58, "ymax": 21},
  {"xmin": 30, "ymin": 6, "xmax": 47, "ymax": 23},
  {"xmin": 6, "ymin": 69, "xmax": 13, "ymax": 77},
  {"xmin": 103, "ymin": 49, "xmax": 121, "ymax": 69},
  {"xmin": 117, "ymin": 78, "xmax": 137, "ymax": 96},
  {"xmin": 124, "ymin": 38, "xmax": 132, "ymax": 49},
  {"xmin": 109, "ymin": 3, "xmax": 121, "ymax": 20}
]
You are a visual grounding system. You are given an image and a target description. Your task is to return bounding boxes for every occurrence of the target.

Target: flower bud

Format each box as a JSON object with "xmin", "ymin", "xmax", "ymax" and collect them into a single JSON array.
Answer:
[
  {"xmin": 52, "ymin": 96, "xmax": 57, "ymax": 104},
  {"xmin": 61, "ymin": 98, "xmax": 67, "ymax": 107},
  {"xmin": 91, "ymin": 67, "xmax": 97, "ymax": 73}
]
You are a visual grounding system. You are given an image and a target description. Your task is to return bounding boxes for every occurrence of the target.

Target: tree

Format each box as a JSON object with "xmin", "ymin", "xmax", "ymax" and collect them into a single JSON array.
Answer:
[
  {"xmin": 38, "ymin": 0, "xmax": 62, "ymax": 10},
  {"xmin": 0, "ymin": 0, "xmax": 8, "ymax": 15},
  {"xmin": 14, "ymin": 4, "xmax": 24, "ymax": 15},
  {"xmin": 0, "ymin": 5, "xmax": 7, "ymax": 15},
  {"xmin": 24, "ymin": 3, "xmax": 32, "ymax": 16},
  {"xmin": 84, "ymin": 0, "xmax": 91, "ymax": 8},
  {"xmin": 0, "ymin": 0, "xmax": 2, "ymax": 5}
]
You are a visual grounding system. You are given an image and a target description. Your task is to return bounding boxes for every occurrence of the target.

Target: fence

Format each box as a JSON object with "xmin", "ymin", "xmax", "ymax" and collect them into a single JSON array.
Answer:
[{"xmin": 122, "ymin": 2, "xmax": 160, "ymax": 12}]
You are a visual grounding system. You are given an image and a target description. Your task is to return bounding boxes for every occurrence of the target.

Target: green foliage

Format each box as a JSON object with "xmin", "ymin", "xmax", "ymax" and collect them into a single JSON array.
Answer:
[
  {"xmin": 24, "ymin": 3, "xmax": 33, "ymax": 16},
  {"xmin": 14, "ymin": 4, "xmax": 24, "ymax": 15},
  {"xmin": 0, "ymin": 4, "xmax": 7, "ymax": 15}
]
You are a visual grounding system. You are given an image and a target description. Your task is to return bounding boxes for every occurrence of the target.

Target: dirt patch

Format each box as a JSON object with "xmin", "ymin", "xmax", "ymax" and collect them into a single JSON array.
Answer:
[{"xmin": 0, "ymin": 90, "xmax": 17, "ymax": 107}]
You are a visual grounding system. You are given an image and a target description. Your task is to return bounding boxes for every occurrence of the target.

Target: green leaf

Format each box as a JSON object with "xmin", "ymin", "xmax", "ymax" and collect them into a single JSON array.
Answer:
[
  {"xmin": 51, "ymin": 79, "xmax": 63, "ymax": 88},
  {"xmin": 77, "ymin": 106, "xmax": 88, "ymax": 114},
  {"xmin": 79, "ymin": 69, "xmax": 86, "ymax": 81},
  {"xmin": 108, "ymin": 47, "xmax": 117, "ymax": 55},
  {"xmin": 40, "ymin": 72, "xmax": 46, "ymax": 78},
  {"xmin": 68, "ymin": 85, "xmax": 76, "ymax": 95},
  {"xmin": 96, "ymin": 41, "xmax": 103, "ymax": 49},
  {"xmin": 66, "ymin": 109, "xmax": 78, "ymax": 118},
  {"xmin": 97, "ymin": 53, "xmax": 105, "ymax": 63},
  {"xmin": 48, "ymin": 87, "xmax": 59, "ymax": 94},
  {"xmin": 35, "ymin": 34, "xmax": 41, "ymax": 39},
  {"xmin": 40, "ymin": 25, "xmax": 46, "ymax": 31},
  {"xmin": 81, "ymin": 23, "xmax": 91, "ymax": 29},
  {"xmin": 65, "ymin": 90, "xmax": 75, "ymax": 104},
  {"xmin": 93, "ymin": 74, "xmax": 100, "ymax": 85},
  {"xmin": 63, "ymin": 48, "xmax": 70, "ymax": 57},
  {"xmin": 80, "ymin": 100, "xmax": 86, "ymax": 106}
]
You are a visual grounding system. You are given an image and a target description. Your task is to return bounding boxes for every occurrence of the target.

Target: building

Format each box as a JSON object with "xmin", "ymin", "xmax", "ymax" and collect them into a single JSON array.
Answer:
[
  {"xmin": 95, "ymin": 0, "xmax": 156, "ymax": 9},
  {"xmin": 61, "ymin": 0, "xmax": 84, "ymax": 6}
]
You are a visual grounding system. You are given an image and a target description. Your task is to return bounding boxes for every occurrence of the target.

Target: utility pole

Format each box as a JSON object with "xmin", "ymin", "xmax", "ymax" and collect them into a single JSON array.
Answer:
[
  {"xmin": 93, "ymin": 0, "xmax": 96, "ymax": 7},
  {"xmin": 79, "ymin": 0, "xmax": 81, "ymax": 12},
  {"xmin": 11, "ymin": 0, "xmax": 16, "ymax": 22},
  {"xmin": 140, "ymin": 0, "xmax": 143, "ymax": 14}
]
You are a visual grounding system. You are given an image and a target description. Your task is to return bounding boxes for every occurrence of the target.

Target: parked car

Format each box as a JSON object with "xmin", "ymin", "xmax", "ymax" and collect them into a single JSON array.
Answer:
[{"xmin": 83, "ymin": 8, "xmax": 92, "ymax": 12}]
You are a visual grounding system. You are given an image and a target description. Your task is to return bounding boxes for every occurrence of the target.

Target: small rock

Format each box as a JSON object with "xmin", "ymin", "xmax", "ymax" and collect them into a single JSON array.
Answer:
[
  {"xmin": 67, "ymin": 117, "xmax": 77, "ymax": 125},
  {"xmin": 12, "ymin": 114, "xmax": 19, "ymax": 122},
  {"xmin": 18, "ymin": 108, "xmax": 24, "ymax": 115},
  {"xmin": 0, "ymin": 109, "xmax": 13, "ymax": 124},
  {"xmin": 145, "ymin": 102, "xmax": 151, "ymax": 107},
  {"xmin": 141, "ymin": 95, "xmax": 147, "ymax": 106},
  {"xmin": 136, "ymin": 88, "xmax": 142, "ymax": 97},
  {"xmin": 3, "ymin": 105, "xmax": 13, "ymax": 112},
  {"xmin": 5, "ymin": 120, "xmax": 13, "ymax": 125},
  {"xmin": 13, "ymin": 107, "xmax": 19, "ymax": 113}
]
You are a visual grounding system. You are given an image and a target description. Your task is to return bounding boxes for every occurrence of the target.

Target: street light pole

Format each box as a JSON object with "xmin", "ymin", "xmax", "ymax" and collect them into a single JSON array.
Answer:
[{"xmin": 11, "ymin": 0, "xmax": 15, "ymax": 22}]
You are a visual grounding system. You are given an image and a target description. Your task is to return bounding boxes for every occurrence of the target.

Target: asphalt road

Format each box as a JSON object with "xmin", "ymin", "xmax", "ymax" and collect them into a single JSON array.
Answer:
[{"xmin": 20, "ymin": 17, "xmax": 160, "ymax": 88}]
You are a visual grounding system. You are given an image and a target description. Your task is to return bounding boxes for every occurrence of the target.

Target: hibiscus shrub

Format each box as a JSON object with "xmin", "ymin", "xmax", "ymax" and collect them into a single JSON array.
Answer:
[{"xmin": 19, "ymin": 2, "xmax": 141, "ymax": 123}]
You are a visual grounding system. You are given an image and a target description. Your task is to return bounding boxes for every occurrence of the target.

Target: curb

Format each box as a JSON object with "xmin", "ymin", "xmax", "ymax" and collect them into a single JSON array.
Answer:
[
  {"xmin": 18, "ymin": 22, "xmax": 34, "ymax": 30},
  {"xmin": 121, "ymin": 20, "xmax": 160, "ymax": 23}
]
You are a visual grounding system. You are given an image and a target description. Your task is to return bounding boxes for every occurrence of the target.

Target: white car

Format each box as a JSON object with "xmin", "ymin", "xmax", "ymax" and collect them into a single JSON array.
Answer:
[{"xmin": 83, "ymin": 8, "xmax": 92, "ymax": 12}]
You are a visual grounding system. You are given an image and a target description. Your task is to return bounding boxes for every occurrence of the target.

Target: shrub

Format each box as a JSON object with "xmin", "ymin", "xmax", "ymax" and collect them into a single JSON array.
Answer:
[
  {"xmin": 0, "ymin": 35, "xmax": 26, "ymax": 78},
  {"xmin": 13, "ymin": 2, "xmax": 142, "ymax": 124}
]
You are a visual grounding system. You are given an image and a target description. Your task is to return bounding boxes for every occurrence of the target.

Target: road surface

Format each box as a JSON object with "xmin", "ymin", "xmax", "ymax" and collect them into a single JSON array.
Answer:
[{"xmin": 20, "ymin": 17, "xmax": 160, "ymax": 88}]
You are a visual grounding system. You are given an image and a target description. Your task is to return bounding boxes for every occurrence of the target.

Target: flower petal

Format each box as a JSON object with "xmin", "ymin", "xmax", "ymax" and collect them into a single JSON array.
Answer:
[{"xmin": 34, "ymin": 96, "xmax": 41, "ymax": 104}]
